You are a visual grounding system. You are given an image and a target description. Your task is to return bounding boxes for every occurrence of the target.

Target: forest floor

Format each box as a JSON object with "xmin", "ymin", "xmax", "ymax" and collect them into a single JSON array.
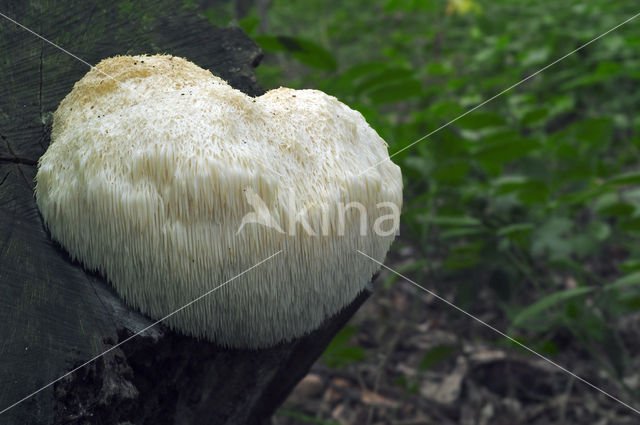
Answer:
[{"xmin": 272, "ymin": 246, "xmax": 640, "ymax": 425}]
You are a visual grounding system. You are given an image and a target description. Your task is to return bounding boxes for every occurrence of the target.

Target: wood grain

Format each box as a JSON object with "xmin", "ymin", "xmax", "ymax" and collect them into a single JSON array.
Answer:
[{"xmin": 0, "ymin": 2, "xmax": 369, "ymax": 423}]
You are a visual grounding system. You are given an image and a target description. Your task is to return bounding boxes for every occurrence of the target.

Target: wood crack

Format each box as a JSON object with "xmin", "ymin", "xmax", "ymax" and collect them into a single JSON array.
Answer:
[
  {"xmin": 38, "ymin": 40, "xmax": 47, "ymax": 151},
  {"xmin": 39, "ymin": 41, "xmax": 44, "ymax": 124},
  {"xmin": 0, "ymin": 171, "xmax": 9, "ymax": 188},
  {"xmin": 0, "ymin": 132, "xmax": 38, "ymax": 166},
  {"xmin": 0, "ymin": 155, "xmax": 38, "ymax": 166},
  {"xmin": 0, "ymin": 187, "xmax": 17, "ymax": 263}
]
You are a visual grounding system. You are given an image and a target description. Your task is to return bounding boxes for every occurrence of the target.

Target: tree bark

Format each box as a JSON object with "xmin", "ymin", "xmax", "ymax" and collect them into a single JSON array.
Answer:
[{"xmin": 0, "ymin": 2, "xmax": 370, "ymax": 424}]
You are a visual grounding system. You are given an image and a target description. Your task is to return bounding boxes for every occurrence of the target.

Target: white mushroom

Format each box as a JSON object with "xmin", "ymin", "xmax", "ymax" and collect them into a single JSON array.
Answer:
[{"xmin": 35, "ymin": 54, "xmax": 402, "ymax": 348}]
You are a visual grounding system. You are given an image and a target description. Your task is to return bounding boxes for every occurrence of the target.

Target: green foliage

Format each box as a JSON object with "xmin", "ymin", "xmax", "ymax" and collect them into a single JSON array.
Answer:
[
  {"xmin": 419, "ymin": 345, "xmax": 458, "ymax": 370},
  {"xmin": 254, "ymin": 35, "xmax": 338, "ymax": 71},
  {"xmin": 511, "ymin": 286, "xmax": 595, "ymax": 329},
  {"xmin": 203, "ymin": 0, "xmax": 640, "ymax": 389},
  {"xmin": 382, "ymin": 258, "xmax": 428, "ymax": 289},
  {"xmin": 605, "ymin": 271, "xmax": 640, "ymax": 292},
  {"xmin": 276, "ymin": 409, "xmax": 342, "ymax": 425},
  {"xmin": 321, "ymin": 326, "xmax": 366, "ymax": 368}
]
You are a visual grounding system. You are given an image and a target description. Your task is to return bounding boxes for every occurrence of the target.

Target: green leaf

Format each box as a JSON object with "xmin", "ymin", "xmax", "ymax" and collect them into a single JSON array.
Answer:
[
  {"xmin": 520, "ymin": 46, "xmax": 550, "ymax": 67},
  {"xmin": 444, "ymin": 241, "xmax": 484, "ymax": 269},
  {"xmin": 596, "ymin": 201, "xmax": 635, "ymax": 217},
  {"xmin": 496, "ymin": 178, "xmax": 549, "ymax": 205},
  {"xmin": 588, "ymin": 220, "xmax": 611, "ymax": 241},
  {"xmin": 254, "ymin": 35, "xmax": 337, "ymax": 71},
  {"xmin": 354, "ymin": 67, "xmax": 415, "ymax": 94},
  {"xmin": 367, "ymin": 78, "xmax": 423, "ymax": 103},
  {"xmin": 619, "ymin": 217, "xmax": 640, "ymax": 232},
  {"xmin": 557, "ymin": 185, "xmax": 608, "ymax": 205},
  {"xmin": 253, "ymin": 34, "xmax": 285, "ymax": 51},
  {"xmin": 382, "ymin": 259, "xmax": 428, "ymax": 289},
  {"xmin": 595, "ymin": 61, "xmax": 623, "ymax": 77},
  {"xmin": 428, "ymin": 100, "xmax": 464, "ymax": 120},
  {"xmin": 607, "ymin": 172, "xmax": 640, "ymax": 186},
  {"xmin": 456, "ymin": 111, "xmax": 506, "ymax": 130},
  {"xmin": 328, "ymin": 62, "xmax": 387, "ymax": 93},
  {"xmin": 497, "ymin": 223, "xmax": 534, "ymax": 236},
  {"xmin": 621, "ymin": 259, "xmax": 640, "ymax": 273},
  {"xmin": 494, "ymin": 175, "xmax": 528, "ymax": 187},
  {"xmin": 325, "ymin": 325, "xmax": 357, "ymax": 348},
  {"xmin": 561, "ymin": 63, "xmax": 622, "ymax": 90},
  {"xmin": 531, "ymin": 217, "xmax": 574, "ymax": 261},
  {"xmin": 513, "ymin": 287, "xmax": 595, "ymax": 328},
  {"xmin": 521, "ymin": 108, "xmax": 548, "ymax": 126},
  {"xmin": 440, "ymin": 227, "xmax": 488, "ymax": 239},
  {"xmin": 277, "ymin": 410, "xmax": 341, "ymax": 425},
  {"xmin": 509, "ymin": 180, "xmax": 550, "ymax": 205},
  {"xmin": 425, "ymin": 61, "xmax": 452, "ymax": 76},
  {"xmin": 419, "ymin": 345, "xmax": 457, "ymax": 370},
  {"xmin": 572, "ymin": 118, "xmax": 613, "ymax": 150},
  {"xmin": 420, "ymin": 215, "xmax": 482, "ymax": 226},
  {"xmin": 615, "ymin": 293, "xmax": 640, "ymax": 313},
  {"xmin": 605, "ymin": 271, "xmax": 640, "ymax": 292},
  {"xmin": 433, "ymin": 161, "xmax": 469, "ymax": 183},
  {"xmin": 322, "ymin": 326, "xmax": 365, "ymax": 368},
  {"xmin": 238, "ymin": 16, "xmax": 260, "ymax": 36},
  {"xmin": 475, "ymin": 137, "xmax": 539, "ymax": 167},
  {"xmin": 202, "ymin": 7, "xmax": 225, "ymax": 26}
]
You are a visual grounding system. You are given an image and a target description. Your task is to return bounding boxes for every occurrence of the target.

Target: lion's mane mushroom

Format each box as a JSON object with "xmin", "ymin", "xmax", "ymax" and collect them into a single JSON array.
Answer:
[{"xmin": 35, "ymin": 54, "xmax": 402, "ymax": 348}]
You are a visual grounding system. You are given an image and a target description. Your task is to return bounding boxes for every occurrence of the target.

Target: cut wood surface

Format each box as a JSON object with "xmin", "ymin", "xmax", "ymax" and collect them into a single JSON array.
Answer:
[{"xmin": 0, "ymin": 2, "xmax": 370, "ymax": 424}]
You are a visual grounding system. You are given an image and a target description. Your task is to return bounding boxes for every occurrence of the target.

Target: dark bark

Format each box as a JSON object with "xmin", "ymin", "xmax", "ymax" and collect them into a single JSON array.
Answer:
[{"xmin": 0, "ymin": 2, "xmax": 369, "ymax": 424}]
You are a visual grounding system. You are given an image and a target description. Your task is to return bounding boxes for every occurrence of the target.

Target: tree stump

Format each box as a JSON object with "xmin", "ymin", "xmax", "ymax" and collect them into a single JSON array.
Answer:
[{"xmin": 0, "ymin": 2, "xmax": 370, "ymax": 424}]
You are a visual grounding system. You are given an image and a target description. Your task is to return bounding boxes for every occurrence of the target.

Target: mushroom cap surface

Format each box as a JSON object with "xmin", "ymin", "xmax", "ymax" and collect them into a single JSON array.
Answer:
[{"xmin": 35, "ymin": 54, "xmax": 402, "ymax": 348}]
